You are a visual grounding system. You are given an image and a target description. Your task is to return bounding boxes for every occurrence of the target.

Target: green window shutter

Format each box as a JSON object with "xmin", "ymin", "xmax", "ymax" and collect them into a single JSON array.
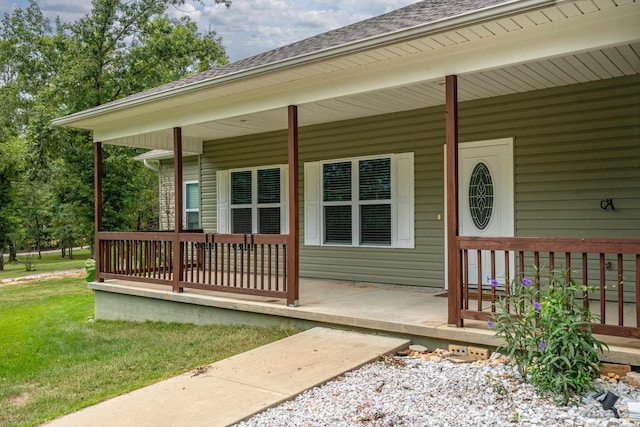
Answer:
[
  {"xmin": 393, "ymin": 152, "xmax": 415, "ymax": 248},
  {"xmin": 304, "ymin": 162, "xmax": 320, "ymax": 245}
]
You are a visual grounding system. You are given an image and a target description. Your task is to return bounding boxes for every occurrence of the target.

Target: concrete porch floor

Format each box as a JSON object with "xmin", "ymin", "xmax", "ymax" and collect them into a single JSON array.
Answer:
[{"xmin": 90, "ymin": 278, "xmax": 640, "ymax": 366}]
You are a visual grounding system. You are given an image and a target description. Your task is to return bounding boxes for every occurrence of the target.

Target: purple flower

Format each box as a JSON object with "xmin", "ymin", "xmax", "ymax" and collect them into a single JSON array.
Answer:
[
  {"xmin": 533, "ymin": 301, "xmax": 541, "ymax": 312},
  {"xmin": 490, "ymin": 279, "xmax": 500, "ymax": 288},
  {"xmin": 488, "ymin": 320, "xmax": 493, "ymax": 328},
  {"xmin": 522, "ymin": 277, "xmax": 532, "ymax": 287},
  {"xmin": 539, "ymin": 342, "xmax": 546, "ymax": 351}
]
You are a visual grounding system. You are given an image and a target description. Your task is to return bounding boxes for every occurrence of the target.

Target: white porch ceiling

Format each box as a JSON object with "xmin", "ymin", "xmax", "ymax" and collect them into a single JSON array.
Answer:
[{"xmin": 94, "ymin": 0, "xmax": 639, "ymax": 151}]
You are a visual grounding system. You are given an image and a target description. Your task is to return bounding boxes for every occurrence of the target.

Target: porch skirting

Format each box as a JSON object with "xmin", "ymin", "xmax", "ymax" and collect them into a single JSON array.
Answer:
[
  {"xmin": 89, "ymin": 280, "xmax": 640, "ymax": 366},
  {"xmin": 93, "ymin": 285, "xmax": 312, "ymax": 330}
]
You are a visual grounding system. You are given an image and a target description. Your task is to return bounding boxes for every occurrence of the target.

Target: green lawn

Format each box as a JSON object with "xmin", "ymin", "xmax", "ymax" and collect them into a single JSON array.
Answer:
[
  {"xmin": 1, "ymin": 249, "xmax": 92, "ymax": 280},
  {"xmin": 0, "ymin": 277, "xmax": 298, "ymax": 427}
]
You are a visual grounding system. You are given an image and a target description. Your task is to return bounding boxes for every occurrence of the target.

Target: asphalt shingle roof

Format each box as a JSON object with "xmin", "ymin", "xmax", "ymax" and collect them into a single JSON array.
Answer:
[{"xmin": 83, "ymin": 0, "xmax": 510, "ymax": 111}]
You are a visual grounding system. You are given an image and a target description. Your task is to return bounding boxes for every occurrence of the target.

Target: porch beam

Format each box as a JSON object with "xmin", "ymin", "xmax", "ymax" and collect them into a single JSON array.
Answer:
[
  {"xmin": 94, "ymin": 141, "xmax": 103, "ymax": 282},
  {"xmin": 446, "ymin": 75, "xmax": 461, "ymax": 327},
  {"xmin": 287, "ymin": 105, "xmax": 300, "ymax": 306},
  {"xmin": 173, "ymin": 127, "xmax": 184, "ymax": 293}
]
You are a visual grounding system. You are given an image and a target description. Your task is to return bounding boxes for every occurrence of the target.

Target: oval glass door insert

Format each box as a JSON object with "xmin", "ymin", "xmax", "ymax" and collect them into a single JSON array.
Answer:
[{"xmin": 468, "ymin": 162, "xmax": 494, "ymax": 230}]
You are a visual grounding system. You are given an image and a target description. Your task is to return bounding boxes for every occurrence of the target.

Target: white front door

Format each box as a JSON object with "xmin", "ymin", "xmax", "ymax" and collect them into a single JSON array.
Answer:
[{"xmin": 459, "ymin": 138, "xmax": 514, "ymax": 286}]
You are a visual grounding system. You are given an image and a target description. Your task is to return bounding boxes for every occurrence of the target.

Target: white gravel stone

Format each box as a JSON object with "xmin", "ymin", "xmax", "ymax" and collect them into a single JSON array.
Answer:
[{"xmin": 234, "ymin": 357, "xmax": 640, "ymax": 427}]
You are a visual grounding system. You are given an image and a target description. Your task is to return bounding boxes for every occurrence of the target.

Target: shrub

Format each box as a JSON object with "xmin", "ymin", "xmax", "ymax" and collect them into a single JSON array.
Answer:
[
  {"xmin": 23, "ymin": 255, "xmax": 37, "ymax": 272},
  {"xmin": 489, "ymin": 267, "xmax": 607, "ymax": 405}
]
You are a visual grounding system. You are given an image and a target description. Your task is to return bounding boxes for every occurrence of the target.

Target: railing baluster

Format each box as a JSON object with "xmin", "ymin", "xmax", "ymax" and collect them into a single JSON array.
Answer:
[
  {"xmin": 108, "ymin": 240, "xmax": 112, "ymax": 274},
  {"xmin": 618, "ymin": 253, "xmax": 624, "ymax": 327},
  {"xmin": 268, "ymin": 244, "xmax": 272, "ymax": 291},
  {"xmin": 504, "ymin": 250, "xmax": 510, "ymax": 306},
  {"xmin": 476, "ymin": 250, "xmax": 482, "ymax": 312},
  {"xmin": 276, "ymin": 244, "xmax": 280, "ymax": 291},
  {"xmin": 582, "ymin": 253, "xmax": 588, "ymax": 309},
  {"xmin": 163, "ymin": 240, "xmax": 168, "ymax": 280},
  {"xmin": 463, "ymin": 249, "xmax": 469, "ymax": 311},
  {"xmin": 225, "ymin": 243, "xmax": 230, "ymax": 287},
  {"xmin": 253, "ymin": 240, "xmax": 258, "ymax": 290},
  {"xmin": 132, "ymin": 240, "xmax": 137, "ymax": 275},
  {"xmin": 534, "ymin": 251, "xmax": 540, "ymax": 308},
  {"xmin": 191, "ymin": 241, "xmax": 196, "ymax": 282},
  {"xmin": 128, "ymin": 240, "xmax": 132, "ymax": 276},
  {"xmin": 205, "ymin": 239, "xmax": 213, "ymax": 284},
  {"xmin": 282, "ymin": 244, "xmax": 287, "ymax": 292},
  {"xmin": 168, "ymin": 239, "xmax": 173, "ymax": 278},
  {"xmin": 518, "ymin": 251, "xmax": 524, "ymax": 283},
  {"xmin": 158, "ymin": 240, "xmax": 163, "ymax": 279},
  {"xmin": 153, "ymin": 240, "xmax": 158, "ymax": 279},
  {"xmin": 220, "ymin": 242, "xmax": 225, "ymax": 286},
  {"xmin": 490, "ymin": 250, "xmax": 497, "ymax": 313},
  {"xmin": 214, "ymin": 239, "xmax": 218, "ymax": 285},
  {"xmin": 139, "ymin": 240, "xmax": 143, "ymax": 276},
  {"xmin": 600, "ymin": 253, "xmax": 606, "ymax": 325},
  {"xmin": 233, "ymin": 243, "xmax": 237, "ymax": 287},
  {"xmin": 260, "ymin": 244, "xmax": 265, "ymax": 290}
]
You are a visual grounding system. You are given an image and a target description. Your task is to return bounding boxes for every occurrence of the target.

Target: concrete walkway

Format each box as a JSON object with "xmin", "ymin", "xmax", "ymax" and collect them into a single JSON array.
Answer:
[{"xmin": 44, "ymin": 328, "xmax": 410, "ymax": 427}]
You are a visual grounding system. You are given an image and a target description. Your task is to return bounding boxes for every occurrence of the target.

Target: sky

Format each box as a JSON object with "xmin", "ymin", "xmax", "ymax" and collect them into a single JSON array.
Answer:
[{"xmin": 2, "ymin": 0, "xmax": 419, "ymax": 62}]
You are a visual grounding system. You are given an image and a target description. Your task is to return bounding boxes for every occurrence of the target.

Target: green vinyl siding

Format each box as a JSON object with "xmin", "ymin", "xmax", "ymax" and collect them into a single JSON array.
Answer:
[
  {"xmin": 299, "ymin": 111, "xmax": 443, "ymax": 286},
  {"xmin": 198, "ymin": 75, "xmax": 639, "ymax": 289},
  {"xmin": 457, "ymin": 75, "xmax": 640, "ymax": 239},
  {"xmin": 159, "ymin": 156, "xmax": 200, "ymax": 230}
]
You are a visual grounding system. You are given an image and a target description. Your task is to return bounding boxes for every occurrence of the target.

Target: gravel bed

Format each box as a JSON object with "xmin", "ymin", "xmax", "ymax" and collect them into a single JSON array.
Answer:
[{"xmin": 235, "ymin": 356, "xmax": 640, "ymax": 426}]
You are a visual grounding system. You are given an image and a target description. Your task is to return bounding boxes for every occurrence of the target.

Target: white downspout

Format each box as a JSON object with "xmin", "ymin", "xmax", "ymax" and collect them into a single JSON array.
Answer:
[{"xmin": 142, "ymin": 159, "xmax": 159, "ymax": 172}]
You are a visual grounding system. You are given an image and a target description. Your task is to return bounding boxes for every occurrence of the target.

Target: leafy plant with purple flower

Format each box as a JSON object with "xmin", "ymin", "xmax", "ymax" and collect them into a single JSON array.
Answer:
[{"xmin": 489, "ymin": 267, "xmax": 607, "ymax": 405}]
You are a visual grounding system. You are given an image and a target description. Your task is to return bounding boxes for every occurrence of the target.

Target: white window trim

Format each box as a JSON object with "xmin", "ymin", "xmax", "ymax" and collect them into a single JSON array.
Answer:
[
  {"xmin": 304, "ymin": 152, "xmax": 414, "ymax": 249},
  {"xmin": 183, "ymin": 180, "xmax": 200, "ymax": 230},
  {"xmin": 216, "ymin": 164, "xmax": 289, "ymax": 234}
]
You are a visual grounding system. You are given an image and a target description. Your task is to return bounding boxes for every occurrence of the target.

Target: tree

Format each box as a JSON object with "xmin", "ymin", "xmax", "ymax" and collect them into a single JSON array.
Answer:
[
  {"xmin": 16, "ymin": 0, "xmax": 229, "ymax": 254},
  {"xmin": 0, "ymin": 1, "xmax": 58, "ymax": 269},
  {"xmin": 0, "ymin": 137, "xmax": 27, "ymax": 270},
  {"xmin": 17, "ymin": 179, "xmax": 53, "ymax": 258}
]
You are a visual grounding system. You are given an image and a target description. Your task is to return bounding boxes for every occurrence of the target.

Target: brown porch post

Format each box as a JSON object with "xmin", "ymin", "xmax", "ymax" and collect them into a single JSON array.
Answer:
[
  {"xmin": 287, "ymin": 105, "xmax": 300, "ymax": 306},
  {"xmin": 172, "ymin": 127, "xmax": 184, "ymax": 293},
  {"xmin": 446, "ymin": 75, "xmax": 462, "ymax": 327},
  {"xmin": 94, "ymin": 141, "xmax": 103, "ymax": 282}
]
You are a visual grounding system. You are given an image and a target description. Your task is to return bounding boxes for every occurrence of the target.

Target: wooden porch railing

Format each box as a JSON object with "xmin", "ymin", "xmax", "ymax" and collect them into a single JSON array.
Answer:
[
  {"xmin": 179, "ymin": 233, "xmax": 289, "ymax": 300},
  {"xmin": 456, "ymin": 237, "xmax": 640, "ymax": 339},
  {"xmin": 96, "ymin": 231, "xmax": 290, "ymax": 302},
  {"xmin": 98, "ymin": 231, "xmax": 174, "ymax": 286}
]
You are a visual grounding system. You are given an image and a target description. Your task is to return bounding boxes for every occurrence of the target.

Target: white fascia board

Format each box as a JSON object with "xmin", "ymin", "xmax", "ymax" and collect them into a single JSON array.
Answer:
[
  {"xmin": 133, "ymin": 150, "xmax": 199, "ymax": 161},
  {"xmin": 54, "ymin": 0, "xmax": 559, "ymax": 129},
  {"xmin": 92, "ymin": 2, "xmax": 640, "ymax": 143},
  {"xmin": 104, "ymin": 134, "xmax": 204, "ymax": 153}
]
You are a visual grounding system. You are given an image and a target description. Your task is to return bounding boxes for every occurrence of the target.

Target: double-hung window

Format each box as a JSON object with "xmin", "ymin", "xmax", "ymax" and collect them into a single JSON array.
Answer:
[
  {"xmin": 216, "ymin": 165, "xmax": 288, "ymax": 234},
  {"xmin": 184, "ymin": 181, "xmax": 200, "ymax": 230},
  {"xmin": 304, "ymin": 153, "xmax": 414, "ymax": 248}
]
